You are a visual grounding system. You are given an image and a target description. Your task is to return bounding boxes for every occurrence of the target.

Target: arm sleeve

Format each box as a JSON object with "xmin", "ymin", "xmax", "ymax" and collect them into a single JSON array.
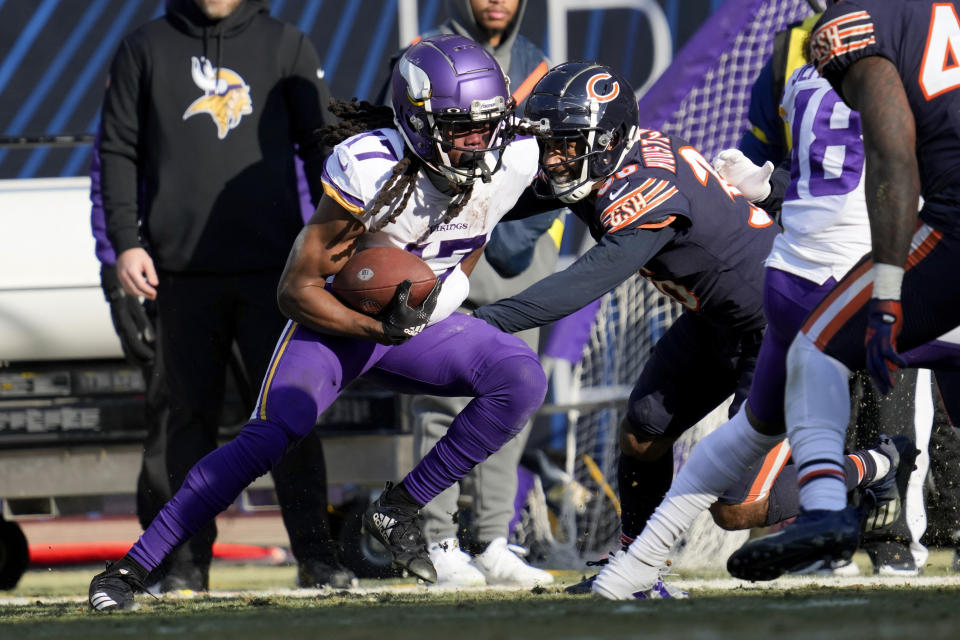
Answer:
[
  {"xmin": 473, "ymin": 225, "xmax": 676, "ymax": 333},
  {"xmin": 484, "ymin": 210, "xmax": 560, "ymax": 277},
  {"xmin": 89, "ymin": 128, "xmax": 116, "ymax": 266},
  {"xmin": 753, "ymin": 161, "xmax": 791, "ymax": 224},
  {"xmin": 501, "ymin": 186, "xmax": 563, "ymax": 221},
  {"xmin": 99, "ymin": 40, "xmax": 144, "ymax": 255},
  {"xmin": 284, "ymin": 29, "xmax": 335, "ymax": 208}
]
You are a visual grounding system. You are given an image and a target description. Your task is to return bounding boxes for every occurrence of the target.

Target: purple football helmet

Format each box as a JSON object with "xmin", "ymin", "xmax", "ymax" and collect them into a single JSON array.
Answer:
[{"xmin": 391, "ymin": 34, "xmax": 513, "ymax": 185}]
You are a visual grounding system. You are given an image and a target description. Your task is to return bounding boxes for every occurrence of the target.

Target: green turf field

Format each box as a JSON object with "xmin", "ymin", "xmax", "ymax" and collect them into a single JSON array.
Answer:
[{"xmin": 3, "ymin": 553, "xmax": 960, "ymax": 639}]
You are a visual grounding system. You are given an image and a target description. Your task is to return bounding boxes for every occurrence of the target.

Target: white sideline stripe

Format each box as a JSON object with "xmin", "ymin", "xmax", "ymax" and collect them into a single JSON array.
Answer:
[{"xmin": 6, "ymin": 575, "xmax": 960, "ymax": 606}]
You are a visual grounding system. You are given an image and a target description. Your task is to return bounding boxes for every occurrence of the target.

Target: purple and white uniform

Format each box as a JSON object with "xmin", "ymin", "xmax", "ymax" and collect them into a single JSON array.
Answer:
[
  {"xmin": 745, "ymin": 63, "xmax": 871, "ymax": 426},
  {"xmin": 123, "ymin": 131, "xmax": 549, "ymax": 573},
  {"xmin": 320, "ymin": 128, "xmax": 538, "ymax": 321}
]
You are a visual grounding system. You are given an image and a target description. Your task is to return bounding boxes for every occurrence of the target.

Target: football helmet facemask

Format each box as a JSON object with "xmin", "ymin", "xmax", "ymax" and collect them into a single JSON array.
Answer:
[
  {"xmin": 391, "ymin": 34, "xmax": 514, "ymax": 185},
  {"xmin": 523, "ymin": 62, "xmax": 639, "ymax": 202}
]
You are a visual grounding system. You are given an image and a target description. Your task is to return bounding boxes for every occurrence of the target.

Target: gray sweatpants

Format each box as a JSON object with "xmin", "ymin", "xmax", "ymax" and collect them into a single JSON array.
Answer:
[{"xmin": 411, "ymin": 230, "xmax": 558, "ymax": 544}]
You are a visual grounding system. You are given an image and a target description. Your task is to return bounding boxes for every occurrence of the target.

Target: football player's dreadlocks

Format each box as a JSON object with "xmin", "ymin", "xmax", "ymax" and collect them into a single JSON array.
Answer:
[{"xmin": 320, "ymin": 98, "xmax": 474, "ymax": 239}]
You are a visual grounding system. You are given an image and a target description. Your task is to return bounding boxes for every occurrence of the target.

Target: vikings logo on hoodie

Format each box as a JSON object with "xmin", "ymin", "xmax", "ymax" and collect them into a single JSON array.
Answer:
[{"xmin": 182, "ymin": 56, "xmax": 252, "ymax": 139}]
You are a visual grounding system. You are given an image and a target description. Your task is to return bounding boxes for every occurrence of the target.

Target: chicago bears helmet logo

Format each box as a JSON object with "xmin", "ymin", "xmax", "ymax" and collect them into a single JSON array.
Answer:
[
  {"xmin": 182, "ymin": 56, "xmax": 253, "ymax": 139},
  {"xmin": 586, "ymin": 73, "xmax": 620, "ymax": 103}
]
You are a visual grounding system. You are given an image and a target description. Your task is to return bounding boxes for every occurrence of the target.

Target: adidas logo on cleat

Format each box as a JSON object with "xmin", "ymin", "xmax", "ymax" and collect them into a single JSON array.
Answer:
[
  {"xmin": 372, "ymin": 512, "xmax": 396, "ymax": 532},
  {"xmin": 90, "ymin": 592, "xmax": 119, "ymax": 610}
]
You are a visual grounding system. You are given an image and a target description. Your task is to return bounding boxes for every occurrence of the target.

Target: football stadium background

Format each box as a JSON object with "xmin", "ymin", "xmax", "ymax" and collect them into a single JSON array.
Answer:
[
  {"xmin": 0, "ymin": 0, "xmax": 725, "ymax": 179},
  {"xmin": 0, "ymin": 0, "xmax": 816, "ymax": 586},
  {"xmin": 6, "ymin": 3, "xmax": 960, "ymax": 637}
]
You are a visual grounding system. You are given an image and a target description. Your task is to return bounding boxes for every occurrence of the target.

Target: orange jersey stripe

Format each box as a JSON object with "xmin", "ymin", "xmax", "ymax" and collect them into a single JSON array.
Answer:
[
  {"xmin": 906, "ymin": 228, "xmax": 943, "ymax": 270},
  {"xmin": 744, "ymin": 441, "xmax": 792, "ymax": 503},
  {"xmin": 801, "ymin": 258, "xmax": 872, "ymax": 335},
  {"xmin": 815, "ymin": 285, "xmax": 872, "ymax": 350},
  {"xmin": 804, "ymin": 224, "xmax": 943, "ymax": 348},
  {"xmin": 607, "ymin": 187, "xmax": 679, "ymax": 232},
  {"xmin": 637, "ymin": 215, "xmax": 677, "ymax": 230},
  {"xmin": 817, "ymin": 10, "xmax": 871, "ymax": 33},
  {"xmin": 848, "ymin": 454, "xmax": 865, "ymax": 483},
  {"xmin": 798, "ymin": 468, "xmax": 845, "ymax": 486},
  {"xmin": 512, "ymin": 61, "xmax": 549, "ymax": 104},
  {"xmin": 602, "ymin": 179, "xmax": 656, "ymax": 217}
]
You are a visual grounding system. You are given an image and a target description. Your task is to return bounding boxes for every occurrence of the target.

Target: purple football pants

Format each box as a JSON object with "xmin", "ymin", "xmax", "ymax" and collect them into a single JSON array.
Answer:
[
  {"xmin": 128, "ymin": 313, "xmax": 547, "ymax": 572},
  {"xmin": 749, "ymin": 264, "xmax": 960, "ymax": 426},
  {"xmin": 745, "ymin": 268, "xmax": 838, "ymax": 426}
]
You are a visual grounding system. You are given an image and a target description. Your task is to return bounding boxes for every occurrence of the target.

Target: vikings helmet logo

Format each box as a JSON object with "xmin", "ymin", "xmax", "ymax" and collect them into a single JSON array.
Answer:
[{"xmin": 182, "ymin": 56, "xmax": 253, "ymax": 139}]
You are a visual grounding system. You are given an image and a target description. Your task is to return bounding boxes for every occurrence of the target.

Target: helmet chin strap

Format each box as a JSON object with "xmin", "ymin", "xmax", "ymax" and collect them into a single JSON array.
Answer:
[
  {"xmin": 552, "ymin": 125, "xmax": 640, "ymax": 203},
  {"xmin": 557, "ymin": 181, "xmax": 595, "ymax": 203}
]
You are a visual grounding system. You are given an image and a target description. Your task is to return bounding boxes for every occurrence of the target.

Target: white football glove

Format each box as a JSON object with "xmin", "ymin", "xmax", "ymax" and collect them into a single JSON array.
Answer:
[{"xmin": 712, "ymin": 149, "xmax": 773, "ymax": 202}]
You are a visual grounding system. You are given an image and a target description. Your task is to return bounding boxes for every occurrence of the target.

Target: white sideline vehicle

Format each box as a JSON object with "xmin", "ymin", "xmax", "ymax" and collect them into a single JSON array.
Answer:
[
  {"xmin": 0, "ymin": 177, "xmax": 122, "ymax": 363},
  {"xmin": 0, "ymin": 177, "xmax": 414, "ymax": 587},
  {"xmin": 0, "ymin": 177, "xmax": 140, "ymax": 589}
]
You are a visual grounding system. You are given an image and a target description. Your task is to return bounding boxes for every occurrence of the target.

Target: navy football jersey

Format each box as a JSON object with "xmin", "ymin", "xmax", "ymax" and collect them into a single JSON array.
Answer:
[
  {"xmin": 566, "ymin": 129, "xmax": 778, "ymax": 331},
  {"xmin": 812, "ymin": 1, "xmax": 960, "ymax": 210}
]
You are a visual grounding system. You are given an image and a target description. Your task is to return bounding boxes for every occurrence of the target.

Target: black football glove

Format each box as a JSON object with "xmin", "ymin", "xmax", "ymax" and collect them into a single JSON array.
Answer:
[
  {"xmin": 377, "ymin": 279, "xmax": 442, "ymax": 345},
  {"xmin": 101, "ymin": 264, "xmax": 156, "ymax": 368}
]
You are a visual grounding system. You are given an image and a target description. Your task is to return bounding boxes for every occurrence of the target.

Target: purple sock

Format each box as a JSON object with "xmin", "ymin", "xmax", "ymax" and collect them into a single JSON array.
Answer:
[
  {"xmin": 128, "ymin": 420, "xmax": 292, "ymax": 571},
  {"xmin": 403, "ymin": 353, "xmax": 546, "ymax": 504}
]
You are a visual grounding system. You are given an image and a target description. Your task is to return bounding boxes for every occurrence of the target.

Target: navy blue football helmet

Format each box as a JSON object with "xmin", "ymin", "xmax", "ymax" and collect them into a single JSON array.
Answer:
[{"xmin": 523, "ymin": 62, "xmax": 639, "ymax": 202}]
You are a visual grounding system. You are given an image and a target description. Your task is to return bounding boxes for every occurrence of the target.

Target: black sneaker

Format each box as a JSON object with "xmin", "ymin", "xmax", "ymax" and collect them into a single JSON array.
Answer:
[
  {"xmin": 861, "ymin": 435, "xmax": 919, "ymax": 532},
  {"xmin": 865, "ymin": 540, "xmax": 919, "ymax": 576},
  {"xmin": 727, "ymin": 507, "xmax": 861, "ymax": 581},
  {"xmin": 297, "ymin": 559, "xmax": 359, "ymax": 589},
  {"xmin": 159, "ymin": 563, "xmax": 209, "ymax": 593},
  {"xmin": 362, "ymin": 483, "xmax": 437, "ymax": 583},
  {"xmin": 563, "ymin": 557, "xmax": 609, "ymax": 594},
  {"xmin": 89, "ymin": 555, "xmax": 149, "ymax": 611}
]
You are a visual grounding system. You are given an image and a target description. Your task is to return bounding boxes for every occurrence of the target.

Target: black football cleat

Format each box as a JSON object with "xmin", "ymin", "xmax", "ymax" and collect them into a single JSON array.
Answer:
[
  {"xmin": 297, "ymin": 558, "xmax": 359, "ymax": 589},
  {"xmin": 563, "ymin": 556, "xmax": 610, "ymax": 594},
  {"xmin": 362, "ymin": 483, "xmax": 437, "ymax": 583},
  {"xmin": 89, "ymin": 555, "xmax": 149, "ymax": 611},
  {"xmin": 564, "ymin": 573, "xmax": 599, "ymax": 595},
  {"xmin": 727, "ymin": 507, "xmax": 861, "ymax": 581}
]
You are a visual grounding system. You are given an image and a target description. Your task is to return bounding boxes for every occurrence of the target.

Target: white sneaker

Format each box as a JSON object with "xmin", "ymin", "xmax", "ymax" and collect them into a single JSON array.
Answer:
[
  {"xmin": 428, "ymin": 538, "xmax": 486, "ymax": 587},
  {"xmin": 875, "ymin": 563, "xmax": 920, "ymax": 577},
  {"xmin": 472, "ymin": 537, "xmax": 555, "ymax": 587},
  {"xmin": 592, "ymin": 551, "xmax": 688, "ymax": 600},
  {"xmin": 789, "ymin": 558, "xmax": 861, "ymax": 576}
]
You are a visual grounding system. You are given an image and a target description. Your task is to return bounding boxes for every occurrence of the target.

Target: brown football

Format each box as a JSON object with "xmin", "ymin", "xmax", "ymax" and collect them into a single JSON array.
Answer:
[{"xmin": 331, "ymin": 246, "xmax": 436, "ymax": 315}]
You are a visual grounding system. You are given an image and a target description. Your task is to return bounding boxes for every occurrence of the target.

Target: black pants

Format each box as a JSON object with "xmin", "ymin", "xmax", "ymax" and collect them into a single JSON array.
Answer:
[
  {"xmin": 847, "ymin": 369, "xmax": 918, "ymax": 565},
  {"xmin": 137, "ymin": 270, "xmax": 333, "ymax": 578},
  {"xmin": 924, "ymin": 372, "xmax": 960, "ymax": 547}
]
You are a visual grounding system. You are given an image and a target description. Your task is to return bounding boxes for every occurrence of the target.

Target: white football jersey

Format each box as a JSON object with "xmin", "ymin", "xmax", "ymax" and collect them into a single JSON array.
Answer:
[
  {"xmin": 764, "ymin": 64, "xmax": 871, "ymax": 284},
  {"xmin": 321, "ymin": 128, "xmax": 539, "ymax": 321}
]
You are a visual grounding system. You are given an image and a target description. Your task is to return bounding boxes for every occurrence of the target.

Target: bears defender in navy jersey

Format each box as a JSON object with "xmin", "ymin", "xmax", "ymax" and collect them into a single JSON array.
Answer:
[
  {"xmin": 472, "ymin": 62, "xmax": 776, "ymax": 599},
  {"xmin": 813, "ymin": 0, "xmax": 960, "ymax": 230},
  {"xmin": 479, "ymin": 129, "xmax": 777, "ymax": 334},
  {"xmin": 725, "ymin": 1, "xmax": 960, "ymax": 583}
]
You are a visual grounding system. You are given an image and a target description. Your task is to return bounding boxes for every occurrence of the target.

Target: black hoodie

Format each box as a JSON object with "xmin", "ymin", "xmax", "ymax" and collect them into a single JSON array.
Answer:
[{"xmin": 99, "ymin": 0, "xmax": 332, "ymax": 274}]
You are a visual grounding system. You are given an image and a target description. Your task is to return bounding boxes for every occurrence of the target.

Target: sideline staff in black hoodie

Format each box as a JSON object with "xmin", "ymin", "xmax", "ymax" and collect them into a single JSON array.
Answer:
[{"xmin": 98, "ymin": 0, "xmax": 350, "ymax": 590}]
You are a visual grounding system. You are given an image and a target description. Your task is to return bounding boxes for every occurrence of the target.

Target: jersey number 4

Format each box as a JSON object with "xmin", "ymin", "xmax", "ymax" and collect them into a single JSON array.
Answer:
[{"xmin": 920, "ymin": 4, "xmax": 960, "ymax": 100}]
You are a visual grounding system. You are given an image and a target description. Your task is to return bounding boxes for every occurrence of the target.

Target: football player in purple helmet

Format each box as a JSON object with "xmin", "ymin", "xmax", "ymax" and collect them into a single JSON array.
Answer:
[
  {"xmin": 391, "ymin": 36, "xmax": 514, "ymax": 185},
  {"xmin": 89, "ymin": 34, "xmax": 547, "ymax": 610}
]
